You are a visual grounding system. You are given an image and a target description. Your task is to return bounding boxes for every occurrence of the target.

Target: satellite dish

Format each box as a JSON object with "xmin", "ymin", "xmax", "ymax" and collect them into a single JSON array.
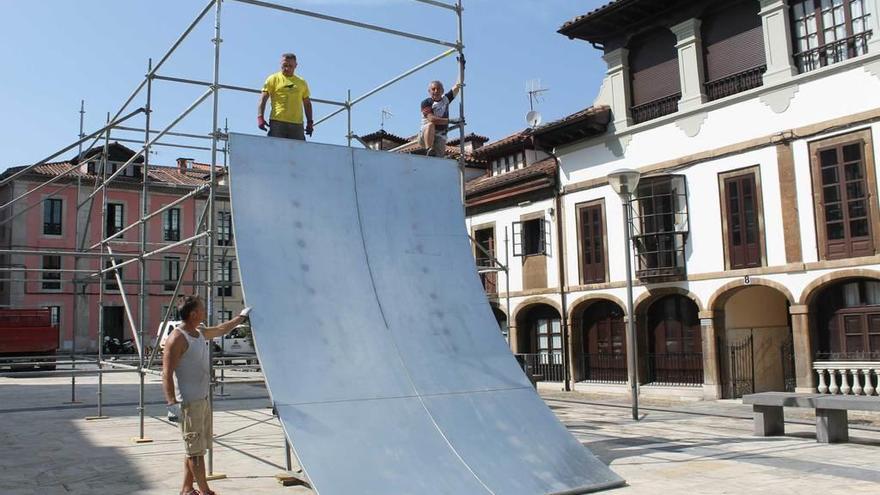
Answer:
[{"xmin": 526, "ymin": 110, "xmax": 542, "ymax": 128}]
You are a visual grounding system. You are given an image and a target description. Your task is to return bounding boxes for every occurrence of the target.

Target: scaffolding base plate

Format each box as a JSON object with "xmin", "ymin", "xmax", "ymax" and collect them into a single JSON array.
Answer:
[
  {"xmin": 84, "ymin": 416, "xmax": 109, "ymax": 421},
  {"xmin": 206, "ymin": 473, "xmax": 227, "ymax": 481},
  {"xmin": 131, "ymin": 437, "xmax": 154, "ymax": 444}
]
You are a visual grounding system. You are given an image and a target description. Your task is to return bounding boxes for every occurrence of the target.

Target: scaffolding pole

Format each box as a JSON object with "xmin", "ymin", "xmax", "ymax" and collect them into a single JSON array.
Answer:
[{"xmin": 0, "ymin": 0, "xmax": 468, "ymax": 480}]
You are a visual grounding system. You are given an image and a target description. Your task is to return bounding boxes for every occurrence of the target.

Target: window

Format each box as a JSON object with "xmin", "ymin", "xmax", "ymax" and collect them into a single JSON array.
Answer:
[
  {"xmin": 161, "ymin": 304, "xmax": 181, "ymax": 320},
  {"xmin": 217, "ymin": 261, "xmax": 233, "ymax": 297},
  {"xmin": 218, "ymin": 310, "xmax": 233, "ymax": 322},
  {"xmin": 816, "ymin": 279, "xmax": 880, "ymax": 358},
  {"xmin": 629, "ymin": 28, "xmax": 681, "ymax": 123},
  {"xmin": 577, "ymin": 202, "xmax": 606, "ymax": 284},
  {"xmin": 513, "ymin": 218, "xmax": 550, "ymax": 256},
  {"xmin": 702, "ymin": 0, "xmax": 766, "ymax": 100},
  {"xmin": 473, "ymin": 226, "xmax": 496, "ymax": 293},
  {"xmin": 46, "ymin": 306, "xmax": 61, "ymax": 328},
  {"xmin": 163, "ymin": 256, "xmax": 180, "ymax": 292},
  {"xmin": 164, "ymin": 208, "xmax": 181, "ymax": 242},
  {"xmin": 810, "ymin": 131, "xmax": 878, "ymax": 260},
  {"xmin": 105, "ymin": 259, "xmax": 122, "ymax": 291},
  {"xmin": 536, "ymin": 318, "xmax": 563, "ymax": 365},
  {"xmin": 41, "ymin": 256, "xmax": 61, "ymax": 291},
  {"xmin": 106, "ymin": 203, "xmax": 124, "ymax": 237},
  {"xmin": 791, "ymin": 0, "xmax": 871, "ymax": 73},
  {"xmin": 720, "ymin": 169, "xmax": 764, "ymax": 269},
  {"xmin": 631, "ymin": 176, "xmax": 689, "ymax": 280},
  {"xmin": 43, "ymin": 198, "xmax": 63, "ymax": 235},
  {"xmin": 217, "ymin": 211, "xmax": 233, "ymax": 246}
]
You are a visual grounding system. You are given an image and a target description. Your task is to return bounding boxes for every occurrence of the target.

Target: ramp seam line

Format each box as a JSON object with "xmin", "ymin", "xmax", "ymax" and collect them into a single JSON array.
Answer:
[
  {"xmin": 349, "ymin": 150, "xmax": 496, "ymax": 495},
  {"xmin": 274, "ymin": 385, "xmax": 535, "ymax": 407}
]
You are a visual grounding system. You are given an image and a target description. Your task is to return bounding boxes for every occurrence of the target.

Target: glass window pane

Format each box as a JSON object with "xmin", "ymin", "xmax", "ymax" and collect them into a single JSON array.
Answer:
[
  {"xmin": 847, "ymin": 181, "xmax": 866, "ymax": 199},
  {"xmin": 843, "ymin": 143, "xmax": 862, "ymax": 162},
  {"xmin": 820, "ymin": 148, "xmax": 838, "ymax": 166},
  {"xmin": 849, "ymin": 200, "xmax": 867, "ymax": 219},
  {"xmin": 822, "ymin": 167, "xmax": 839, "ymax": 185},
  {"xmin": 824, "ymin": 185, "xmax": 841, "ymax": 203},
  {"xmin": 828, "ymin": 222, "xmax": 846, "ymax": 239},
  {"xmin": 851, "ymin": 219, "xmax": 869, "ymax": 237}
]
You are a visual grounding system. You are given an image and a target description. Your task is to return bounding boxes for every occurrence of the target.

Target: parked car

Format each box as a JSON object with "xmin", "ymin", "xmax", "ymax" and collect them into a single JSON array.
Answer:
[{"xmin": 212, "ymin": 324, "xmax": 255, "ymax": 356}]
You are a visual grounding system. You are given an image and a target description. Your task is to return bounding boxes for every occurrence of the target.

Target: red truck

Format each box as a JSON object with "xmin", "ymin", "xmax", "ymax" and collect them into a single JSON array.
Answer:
[{"xmin": 0, "ymin": 309, "xmax": 59, "ymax": 370}]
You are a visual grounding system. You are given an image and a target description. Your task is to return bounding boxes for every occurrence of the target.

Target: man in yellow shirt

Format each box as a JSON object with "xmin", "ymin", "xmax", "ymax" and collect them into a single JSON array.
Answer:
[{"xmin": 258, "ymin": 53, "xmax": 314, "ymax": 140}]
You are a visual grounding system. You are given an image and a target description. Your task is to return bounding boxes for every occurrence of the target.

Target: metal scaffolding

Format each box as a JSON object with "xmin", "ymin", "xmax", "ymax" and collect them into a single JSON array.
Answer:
[{"xmin": 0, "ymin": 0, "xmax": 466, "ymax": 479}]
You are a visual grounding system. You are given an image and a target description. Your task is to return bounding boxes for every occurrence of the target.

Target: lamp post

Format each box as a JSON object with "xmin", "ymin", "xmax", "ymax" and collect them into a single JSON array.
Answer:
[{"xmin": 607, "ymin": 169, "xmax": 641, "ymax": 421}]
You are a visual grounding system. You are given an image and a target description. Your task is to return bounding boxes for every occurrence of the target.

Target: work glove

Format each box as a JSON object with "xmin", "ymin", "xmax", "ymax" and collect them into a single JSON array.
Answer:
[
  {"xmin": 239, "ymin": 307, "xmax": 252, "ymax": 319},
  {"xmin": 167, "ymin": 402, "xmax": 180, "ymax": 423},
  {"xmin": 257, "ymin": 116, "xmax": 268, "ymax": 131}
]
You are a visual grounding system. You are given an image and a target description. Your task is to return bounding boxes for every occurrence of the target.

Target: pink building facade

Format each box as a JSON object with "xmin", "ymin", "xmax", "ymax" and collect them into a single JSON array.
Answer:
[{"xmin": 0, "ymin": 143, "xmax": 243, "ymax": 352}]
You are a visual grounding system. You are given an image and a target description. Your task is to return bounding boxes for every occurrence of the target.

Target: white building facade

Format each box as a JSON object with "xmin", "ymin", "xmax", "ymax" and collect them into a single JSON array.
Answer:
[{"xmin": 467, "ymin": 0, "xmax": 880, "ymax": 400}]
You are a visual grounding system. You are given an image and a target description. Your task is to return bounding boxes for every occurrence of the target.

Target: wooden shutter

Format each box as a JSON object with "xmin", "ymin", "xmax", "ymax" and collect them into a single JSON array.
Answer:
[
  {"xmin": 579, "ymin": 204, "xmax": 606, "ymax": 283},
  {"xmin": 702, "ymin": 0, "xmax": 766, "ymax": 82},
  {"xmin": 629, "ymin": 28, "xmax": 681, "ymax": 106},
  {"xmin": 724, "ymin": 173, "xmax": 762, "ymax": 269}
]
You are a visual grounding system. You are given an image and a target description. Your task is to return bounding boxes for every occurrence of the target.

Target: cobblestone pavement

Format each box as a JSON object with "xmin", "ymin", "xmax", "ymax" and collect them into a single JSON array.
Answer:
[{"xmin": 1, "ymin": 371, "xmax": 878, "ymax": 494}]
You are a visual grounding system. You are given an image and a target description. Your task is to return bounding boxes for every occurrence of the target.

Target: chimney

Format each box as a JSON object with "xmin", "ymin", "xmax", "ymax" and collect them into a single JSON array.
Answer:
[{"xmin": 177, "ymin": 157, "xmax": 193, "ymax": 172}]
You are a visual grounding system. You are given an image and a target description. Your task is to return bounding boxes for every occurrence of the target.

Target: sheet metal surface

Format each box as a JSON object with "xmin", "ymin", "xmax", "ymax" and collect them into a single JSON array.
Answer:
[{"xmin": 228, "ymin": 133, "xmax": 624, "ymax": 495}]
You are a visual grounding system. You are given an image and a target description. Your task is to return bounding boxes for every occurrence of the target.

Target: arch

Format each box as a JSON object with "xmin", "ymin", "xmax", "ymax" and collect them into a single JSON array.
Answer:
[
  {"xmin": 707, "ymin": 277, "xmax": 795, "ymax": 311},
  {"xmin": 634, "ymin": 286, "xmax": 704, "ymax": 316},
  {"xmin": 511, "ymin": 297, "xmax": 562, "ymax": 325},
  {"xmin": 567, "ymin": 293, "xmax": 627, "ymax": 322},
  {"xmin": 488, "ymin": 302, "xmax": 508, "ymax": 319},
  {"xmin": 799, "ymin": 269, "xmax": 880, "ymax": 305}
]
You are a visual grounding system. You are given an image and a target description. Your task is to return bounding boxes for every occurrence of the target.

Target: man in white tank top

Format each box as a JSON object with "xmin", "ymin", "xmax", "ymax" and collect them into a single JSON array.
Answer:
[{"xmin": 163, "ymin": 295, "xmax": 252, "ymax": 495}]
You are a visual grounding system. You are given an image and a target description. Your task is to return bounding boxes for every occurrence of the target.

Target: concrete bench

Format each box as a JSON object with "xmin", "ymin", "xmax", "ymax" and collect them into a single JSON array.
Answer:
[{"xmin": 742, "ymin": 392, "xmax": 880, "ymax": 443}]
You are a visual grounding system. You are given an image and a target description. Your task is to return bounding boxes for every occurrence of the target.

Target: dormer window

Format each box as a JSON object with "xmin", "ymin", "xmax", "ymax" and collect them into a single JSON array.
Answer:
[{"xmin": 791, "ymin": 0, "xmax": 872, "ymax": 73}]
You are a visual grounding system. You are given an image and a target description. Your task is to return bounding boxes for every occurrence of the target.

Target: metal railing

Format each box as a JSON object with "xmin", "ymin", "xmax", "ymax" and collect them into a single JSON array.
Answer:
[
  {"xmin": 515, "ymin": 353, "xmax": 565, "ymax": 382},
  {"xmin": 631, "ymin": 93, "xmax": 680, "ymax": 124},
  {"xmin": 646, "ymin": 352, "xmax": 703, "ymax": 386},
  {"xmin": 705, "ymin": 65, "xmax": 766, "ymax": 101},
  {"xmin": 794, "ymin": 30, "xmax": 872, "ymax": 73},
  {"xmin": 579, "ymin": 353, "xmax": 627, "ymax": 383}
]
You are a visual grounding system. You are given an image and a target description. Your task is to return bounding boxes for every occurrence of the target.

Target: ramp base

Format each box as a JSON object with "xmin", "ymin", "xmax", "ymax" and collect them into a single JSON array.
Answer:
[{"xmin": 276, "ymin": 471, "xmax": 310, "ymax": 487}]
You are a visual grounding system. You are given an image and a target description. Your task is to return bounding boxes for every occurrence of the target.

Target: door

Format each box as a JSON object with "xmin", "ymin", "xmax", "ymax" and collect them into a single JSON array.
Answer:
[{"xmin": 103, "ymin": 306, "xmax": 125, "ymax": 343}]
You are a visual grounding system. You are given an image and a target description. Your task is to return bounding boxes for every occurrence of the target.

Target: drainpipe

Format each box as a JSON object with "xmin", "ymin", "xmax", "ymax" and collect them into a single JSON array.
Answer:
[{"xmin": 535, "ymin": 136, "xmax": 571, "ymax": 392}]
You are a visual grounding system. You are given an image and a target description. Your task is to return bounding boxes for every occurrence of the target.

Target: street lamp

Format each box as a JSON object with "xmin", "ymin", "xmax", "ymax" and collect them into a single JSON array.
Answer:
[{"xmin": 607, "ymin": 168, "xmax": 641, "ymax": 421}]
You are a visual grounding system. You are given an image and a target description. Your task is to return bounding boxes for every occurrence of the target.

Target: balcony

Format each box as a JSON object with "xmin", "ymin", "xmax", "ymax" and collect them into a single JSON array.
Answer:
[
  {"xmin": 705, "ymin": 65, "xmax": 766, "ymax": 101},
  {"xmin": 631, "ymin": 93, "xmax": 680, "ymax": 125},
  {"xmin": 794, "ymin": 30, "xmax": 872, "ymax": 74}
]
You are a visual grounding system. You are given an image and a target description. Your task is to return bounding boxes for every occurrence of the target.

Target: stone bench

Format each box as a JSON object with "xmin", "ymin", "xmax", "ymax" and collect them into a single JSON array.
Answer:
[{"xmin": 742, "ymin": 392, "xmax": 880, "ymax": 443}]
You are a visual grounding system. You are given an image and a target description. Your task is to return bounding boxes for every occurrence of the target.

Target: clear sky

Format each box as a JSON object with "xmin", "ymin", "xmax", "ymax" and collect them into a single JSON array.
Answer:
[{"xmin": 0, "ymin": 0, "xmax": 608, "ymax": 171}]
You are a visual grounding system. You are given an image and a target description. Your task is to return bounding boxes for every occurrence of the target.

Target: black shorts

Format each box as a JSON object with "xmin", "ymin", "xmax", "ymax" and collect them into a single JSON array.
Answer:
[{"xmin": 268, "ymin": 120, "xmax": 306, "ymax": 140}]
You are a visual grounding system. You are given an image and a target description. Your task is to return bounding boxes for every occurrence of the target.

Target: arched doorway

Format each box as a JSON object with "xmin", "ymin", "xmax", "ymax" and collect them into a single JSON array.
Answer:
[
  {"xmin": 646, "ymin": 294, "xmax": 702, "ymax": 386},
  {"xmin": 715, "ymin": 285, "xmax": 793, "ymax": 398},
  {"xmin": 812, "ymin": 278, "xmax": 880, "ymax": 360},
  {"xmin": 515, "ymin": 304, "xmax": 563, "ymax": 382},
  {"xmin": 575, "ymin": 300, "xmax": 626, "ymax": 383},
  {"xmin": 490, "ymin": 304, "xmax": 508, "ymax": 344}
]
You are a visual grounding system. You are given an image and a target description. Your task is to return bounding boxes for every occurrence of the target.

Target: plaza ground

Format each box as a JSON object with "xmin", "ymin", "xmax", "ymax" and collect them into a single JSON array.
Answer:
[{"xmin": 1, "ymin": 370, "xmax": 878, "ymax": 494}]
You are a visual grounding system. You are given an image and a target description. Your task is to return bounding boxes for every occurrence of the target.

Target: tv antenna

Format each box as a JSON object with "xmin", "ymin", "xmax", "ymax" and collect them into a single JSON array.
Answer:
[
  {"xmin": 380, "ymin": 108, "xmax": 393, "ymax": 130},
  {"xmin": 526, "ymin": 79, "xmax": 549, "ymax": 112}
]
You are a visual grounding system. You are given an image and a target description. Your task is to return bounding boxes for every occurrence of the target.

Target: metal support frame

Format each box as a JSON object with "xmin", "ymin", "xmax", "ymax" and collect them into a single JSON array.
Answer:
[{"xmin": 0, "ymin": 0, "xmax": 467, "ymax": 478}]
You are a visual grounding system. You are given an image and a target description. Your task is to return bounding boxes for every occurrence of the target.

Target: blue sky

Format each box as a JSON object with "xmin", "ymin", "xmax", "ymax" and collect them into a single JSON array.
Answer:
[{"xmin": 0, "ymin": 0, "xmax": 608, "ymax": 171}]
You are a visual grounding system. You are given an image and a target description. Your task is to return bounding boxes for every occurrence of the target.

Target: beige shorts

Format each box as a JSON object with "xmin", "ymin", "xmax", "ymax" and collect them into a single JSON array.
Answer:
[{"xmin": 180, "ymin": 398, "xmax": 211, "ymax": 457}]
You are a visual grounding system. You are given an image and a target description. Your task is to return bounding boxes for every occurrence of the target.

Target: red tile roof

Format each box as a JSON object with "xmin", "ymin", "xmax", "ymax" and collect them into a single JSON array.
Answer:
[
  {"xmin": 465, "ymin": 157, "xmax": 557, "ymax": 196},
  {"xmin": 5, "ymin": 161, "xmax": 215, "ymax": 188}
]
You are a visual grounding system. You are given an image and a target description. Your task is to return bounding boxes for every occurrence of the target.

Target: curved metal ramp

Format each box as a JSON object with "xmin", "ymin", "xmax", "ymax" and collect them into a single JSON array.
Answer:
[{"xmin": 228, "ymin": 133, "xmax": 624, "ymax": 495}]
